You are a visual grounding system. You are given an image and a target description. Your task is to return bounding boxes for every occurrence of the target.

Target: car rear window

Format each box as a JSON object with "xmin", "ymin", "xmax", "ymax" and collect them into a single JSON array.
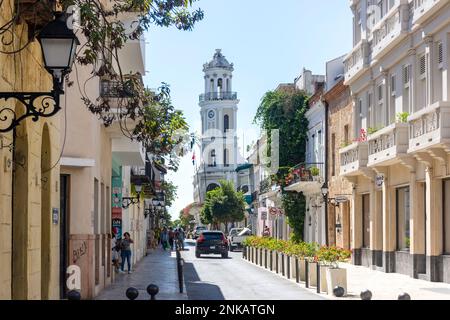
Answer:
[{"xmin": 202, "ymin": 233, "xmax": 223, "ymax": 240}]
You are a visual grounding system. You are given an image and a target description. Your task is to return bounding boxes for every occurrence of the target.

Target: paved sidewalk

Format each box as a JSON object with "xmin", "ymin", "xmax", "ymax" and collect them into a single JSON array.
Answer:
[
  {"xmin": 327, "ymin": 263, "xmax": 450, "ymax": 300},
  {"xmin": 95, "ymin": 249, "xmax": 187, "ymax": 300},
  {"xmin": 243, "ymin": 257, "xmax": 450, "ymax": 300}
]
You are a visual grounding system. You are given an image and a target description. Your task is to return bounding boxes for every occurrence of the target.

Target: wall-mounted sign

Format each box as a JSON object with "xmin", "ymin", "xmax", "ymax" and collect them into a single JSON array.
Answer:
[
  {"xmin": 52, "ymin": 208, "xmax": 59, "ymax": 224},
  {"xmin": 335, "ymin": 196, "xmax": 349, "ymax": 204},
  {"xmin": 261, "ymin": 211, "xmax": 267, "ymax": 221},
  {"xmin": 375, "ymin": 174, "xmax": 384, "ymax": 188}
]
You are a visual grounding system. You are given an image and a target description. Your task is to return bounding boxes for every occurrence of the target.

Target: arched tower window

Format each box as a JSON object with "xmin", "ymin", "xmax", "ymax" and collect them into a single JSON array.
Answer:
[
  {"xmin": 218, "ymin": 78, "xmax": 223, "ymax": 95},
  {"xmin": 224, "ymin": 115, "xmax": 229, "ymax": 132},
  {"xmin": 210, "ymin": 79, "xmax": 214, "ymax": 94},
  {"xmin": 209, "ymin": 149, "xmax": 216, "ymax": 167},
  {"xmin": 226, "ymin": 78, "xmax": 230, "ymax": 92}
]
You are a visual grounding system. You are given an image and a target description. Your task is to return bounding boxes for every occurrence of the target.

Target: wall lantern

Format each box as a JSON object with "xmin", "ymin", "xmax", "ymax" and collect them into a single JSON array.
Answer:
[
  {"xmin": 0, "ymin": 13, "xmax": 79, "ymax": 133},
  {"xmin": 321, "ymin": 183, "xmax": 329, "ymax": 199},
  {"xmin": 122, "ymin": 184, "xmax": 142, "ymax": 209}
]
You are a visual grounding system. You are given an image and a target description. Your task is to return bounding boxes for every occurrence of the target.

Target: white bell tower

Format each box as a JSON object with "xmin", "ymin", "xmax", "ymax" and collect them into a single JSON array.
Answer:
[{"xmin": 194, "ymin": 49, "xmax": 240, "ymax": 203}]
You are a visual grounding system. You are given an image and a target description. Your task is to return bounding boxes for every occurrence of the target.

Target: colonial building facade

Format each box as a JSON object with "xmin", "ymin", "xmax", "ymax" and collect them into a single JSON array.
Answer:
[{"xmin": 341, "ymin": 0, "xmax": 450, "ymax": 282}]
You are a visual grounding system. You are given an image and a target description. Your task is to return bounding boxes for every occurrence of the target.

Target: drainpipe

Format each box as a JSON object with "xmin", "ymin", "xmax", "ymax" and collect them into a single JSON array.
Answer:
[{"xmin": 323, "ymin": 98, "xmax": 329, "ymax": 246}]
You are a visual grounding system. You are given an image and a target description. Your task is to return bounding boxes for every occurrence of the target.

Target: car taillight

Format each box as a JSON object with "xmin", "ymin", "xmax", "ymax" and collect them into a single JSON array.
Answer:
[
  {"xmin": 221, "ymin": 234, "xmax": 228, "ymax": 244},
  {"xmin": 197, "ymin": 235, "xmax": 205, "ymax": 243}
]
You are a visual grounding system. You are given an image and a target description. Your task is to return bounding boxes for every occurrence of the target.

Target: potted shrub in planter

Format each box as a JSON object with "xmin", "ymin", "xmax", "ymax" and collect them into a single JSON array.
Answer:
[
  {"xmin": 305, "ymin": 242, "xmax": 319, "ymax": 287},
  {"xmin": 324, "ymin": 247, "xmax": 352, "ymax": 296}
]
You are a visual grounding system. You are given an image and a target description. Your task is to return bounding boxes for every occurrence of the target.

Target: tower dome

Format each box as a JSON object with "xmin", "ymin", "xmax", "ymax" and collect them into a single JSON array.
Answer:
[{"xmin": 203, "ymin": 49, "xmax": 234, "ymax": 71}]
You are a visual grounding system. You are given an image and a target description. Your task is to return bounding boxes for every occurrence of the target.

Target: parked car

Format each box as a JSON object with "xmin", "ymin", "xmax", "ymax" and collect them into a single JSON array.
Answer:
[
  {"xmin": 227, "ymin": 228, "xmax": 243, "ymax": 251},
  {"xmin": 195, "ymin": 231, "xmax": 229, "ymax": 258},
  {"xmin": 228, "ymin": 227, "xmax": 252, "ymax": 251},
  {"xmin": 193, "ymin": 226, "xmax": 207, "ymax": 239}
]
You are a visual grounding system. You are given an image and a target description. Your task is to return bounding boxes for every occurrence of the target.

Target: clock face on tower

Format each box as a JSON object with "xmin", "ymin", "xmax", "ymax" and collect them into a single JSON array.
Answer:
[{"xmin": 208, "ymin": 110, "xmax": 215, "ymax": 119}]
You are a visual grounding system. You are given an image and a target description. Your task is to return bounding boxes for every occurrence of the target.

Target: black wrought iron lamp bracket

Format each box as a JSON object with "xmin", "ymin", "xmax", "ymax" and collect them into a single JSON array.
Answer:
[{"xmin": 0, "ymin": 76, "xmax": 63, "ymax": 133}]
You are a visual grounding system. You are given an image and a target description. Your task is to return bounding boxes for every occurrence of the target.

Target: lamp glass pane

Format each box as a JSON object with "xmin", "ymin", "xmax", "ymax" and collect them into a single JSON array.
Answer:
[{"xmin": 40, "ymin": 38, "xmax": 74, "ymax": 69}]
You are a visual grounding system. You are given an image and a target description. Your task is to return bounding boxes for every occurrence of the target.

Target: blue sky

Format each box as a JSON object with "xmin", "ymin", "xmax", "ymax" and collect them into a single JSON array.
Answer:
[{"xmin": 143, "ymin": 0, "xmax": 353, "ymax": 219}]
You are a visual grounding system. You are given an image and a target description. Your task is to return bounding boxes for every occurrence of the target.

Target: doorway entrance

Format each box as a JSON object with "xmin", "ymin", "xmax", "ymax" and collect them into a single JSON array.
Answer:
[{"xmin": 59, "ymin": 174, "xmax": 70, "ymax": 299}]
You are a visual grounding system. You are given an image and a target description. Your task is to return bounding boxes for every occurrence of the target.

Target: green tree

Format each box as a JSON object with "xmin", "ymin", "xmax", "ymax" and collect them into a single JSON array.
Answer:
[
  {"xmin": 253, "ymin": 89, "xmax": 309, "ymax": 241},
  {"xmin": 160, "ymin": 180, "xmax": 177, "ymax": 207},
  {"xmin": 179, "ymin": 209, "xmax": 195, "ymax": 231},
  {"xmin": 200, "ymin": 180, "xmax": 246, "ymax": 232}
]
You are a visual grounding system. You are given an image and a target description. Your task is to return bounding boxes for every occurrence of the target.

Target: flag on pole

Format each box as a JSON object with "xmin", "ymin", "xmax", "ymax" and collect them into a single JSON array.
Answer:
[{"xmin": 192, "ymin": 152, "xmax": 196, "ymax": 166}]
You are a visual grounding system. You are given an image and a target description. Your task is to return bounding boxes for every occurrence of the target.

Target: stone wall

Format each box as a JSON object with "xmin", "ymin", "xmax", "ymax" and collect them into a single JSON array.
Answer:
[{"xmin": 0, "ymin": 0, "xmax": 61, "ymax": 299}]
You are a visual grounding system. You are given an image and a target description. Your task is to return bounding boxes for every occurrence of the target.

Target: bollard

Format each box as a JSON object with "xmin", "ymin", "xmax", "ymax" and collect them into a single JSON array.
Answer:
[
  {"xmin": 333, "ymin": 286, "xmax": 345, "ymax": 298},
  {"xmin": 398, "ymin": 292, "xmax": 411, "ymax": 300},
  {"xmin": 295, "ymin": 258, "xmax": 299, "ymax": 283},
  {"xmin": 360, "ymin": 289, "xmax": 372, "ymax": 300},
  {"xmin": 126, "ymin": 287, "xmax": 139, "ymax": 300},
  {"xmin": 176, "ymin": 247, "xmax": 184, "ymax": 293},
  {"xmin": 305, "ymin": 260, "xmax": 309, "ymax": 288},
  {"xmin": 316, "ymin": 263, "xmax": 321, "ymax": 293},
  {"xmin": 67, "ymin": 290, "xmax": 81, "ymax": 300},
  {"xmin": 147, "ymin": 284, "xmax": 159, "ymax": 300}
]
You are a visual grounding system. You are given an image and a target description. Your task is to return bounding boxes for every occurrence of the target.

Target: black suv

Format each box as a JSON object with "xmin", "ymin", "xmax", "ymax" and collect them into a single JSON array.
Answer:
[{"xmin": 195, "ymin": 231, "xmax": 229, "ymax": 259}]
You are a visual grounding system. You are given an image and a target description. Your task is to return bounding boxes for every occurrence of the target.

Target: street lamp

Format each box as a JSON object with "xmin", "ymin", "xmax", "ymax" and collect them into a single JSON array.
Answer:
[
  {"xmin": 0, "ymin": 13, "xmax": 79, "ymax": 133},
  {"xmin": 122, "ymin": 183, "xmax": 143, "ymax": 209},
  {"xmin": 321, "ymin": 183, "xmax": 329, "ymax": 199}
]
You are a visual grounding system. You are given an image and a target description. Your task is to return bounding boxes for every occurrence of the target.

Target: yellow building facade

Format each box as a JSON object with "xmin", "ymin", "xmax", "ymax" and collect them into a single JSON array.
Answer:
[{"xmin": 0, "ymin": 0, "xmax": 61, "ymax": 299}]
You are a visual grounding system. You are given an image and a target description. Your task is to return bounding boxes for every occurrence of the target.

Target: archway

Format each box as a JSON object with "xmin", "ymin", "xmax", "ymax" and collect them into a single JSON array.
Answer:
[
  {"xmin": 12, "ymin": 110, "xmax": 29, "ymax": 299},
  {"xmin": 206, "ymin": 183, "xmax": 220, "ymax": 192},
  {"xmin": 41, "ymin": 124, "xmax": 51, "ymax": 299}
]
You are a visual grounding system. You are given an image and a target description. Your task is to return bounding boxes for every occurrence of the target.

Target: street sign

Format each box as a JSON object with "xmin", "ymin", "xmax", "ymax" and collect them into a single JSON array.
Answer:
[
  {"xmin": 261, "ymin": 211, "xmax": 267, "ymax": 220},
  {"xmin": 335, "ymin": 196, "xmax": 349, "ymax": 204},
  {"xmin": 375, "ymin": 174, "xmax": 384, "ymax": 188}
]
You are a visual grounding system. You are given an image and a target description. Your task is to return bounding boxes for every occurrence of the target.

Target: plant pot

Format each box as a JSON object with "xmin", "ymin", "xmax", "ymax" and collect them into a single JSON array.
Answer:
[
  {"xmin": 326, "ymin": 267, "xmax": 347, "ymax": 296},
  {"xmin": 290, "ymin": 256, "xmax": 297, "ymax": 280},
  {"xmin": 278, "ymin": 252, "xmax": 284, "ymax": 275},
  {"xmin": 298, "ymin": 259, "xmax": 306, "ymax": 282},
  {"xmin": 319, "ymin": 265, "xmax": 329, "ymax": 293},
  {"xmin": 308, "ymin": 262, "xmax": 317, "ymax": 287}
]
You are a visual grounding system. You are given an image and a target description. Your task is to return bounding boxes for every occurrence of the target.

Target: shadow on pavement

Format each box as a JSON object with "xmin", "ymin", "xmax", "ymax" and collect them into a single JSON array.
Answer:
[{"xmin": 183, "ymin": 261, "xmax": 225, "ymax": 300}]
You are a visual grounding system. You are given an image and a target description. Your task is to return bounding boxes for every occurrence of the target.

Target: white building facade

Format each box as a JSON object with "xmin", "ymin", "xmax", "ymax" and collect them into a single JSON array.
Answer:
[{"xmin": 342, "ymin": 0, "xmax": 450, "ymax": 282}]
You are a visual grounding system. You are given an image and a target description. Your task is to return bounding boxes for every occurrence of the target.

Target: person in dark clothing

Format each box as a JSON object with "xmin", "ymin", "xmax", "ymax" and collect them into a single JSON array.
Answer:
[
  {"xmin": 120, "ymin": 232, "xmax": 134, "ymax": 274},
  {"xmin": 168, "ymin": 227, "xmax": 175, "ymax": 250}
]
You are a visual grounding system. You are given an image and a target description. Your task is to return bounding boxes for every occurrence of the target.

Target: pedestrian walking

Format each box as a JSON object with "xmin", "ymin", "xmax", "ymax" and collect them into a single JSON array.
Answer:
[
  {"xmin": 160, "ymin": 227, "xmax": 169, "ymax": 251},
  {"xmin": 177, "ymin": 227, "xmax": 185, "ymax": 250},
  {"xmin": 263, "ymin": 226, "xmax": 270, "ymax": 237},
  {"xmin": 168, "ymin": 227, "xmax": 175, "ymax": 250},
  {"xmin": 120, "ymin": 232, "xmax": 134, "ymax": 274},
  {"xmin": 111, "ymin": 233, "xmax": 120, "ymax": 272}
]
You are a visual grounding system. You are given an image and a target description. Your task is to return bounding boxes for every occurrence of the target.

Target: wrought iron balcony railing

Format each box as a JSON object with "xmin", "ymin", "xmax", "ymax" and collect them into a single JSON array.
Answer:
[
  {"xmin": 285, "ymin": 162, "xmax": 325, "ymax": 187},
  {"xmin": 199, "ymin": 91, "xmax": 237, "ymax": 102}
]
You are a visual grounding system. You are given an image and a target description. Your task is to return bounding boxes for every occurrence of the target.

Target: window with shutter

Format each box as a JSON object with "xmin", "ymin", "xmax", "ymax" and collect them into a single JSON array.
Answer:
[
  {"xmin": 403, "ymin": 65, "xmax": 410, "ymax": 86},
  {"xmin": 419, "ymin": 55, "xmax": 426, "ymax": 79},
  {"xmin": 391, "ymin": 75, "xmax": 396, "ymax": 96},
  {"xmin": 438, "ymin": 42, "xmax": 443, "ymax": 67}
]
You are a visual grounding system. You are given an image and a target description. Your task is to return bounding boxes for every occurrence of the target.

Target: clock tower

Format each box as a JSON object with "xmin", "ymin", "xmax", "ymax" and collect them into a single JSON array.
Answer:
[{"xmin": 194, "ymin": 49, "xmax": 240, "ymax": 203}]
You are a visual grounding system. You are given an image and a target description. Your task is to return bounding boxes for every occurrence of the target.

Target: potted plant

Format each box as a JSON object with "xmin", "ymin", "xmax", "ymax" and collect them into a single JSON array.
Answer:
[
  {"xmin": 324, "ymin": 247, "xmax": 351, "ymax": 296},
  {"xmin": 304, "ymin": 242, "xmax": 319, "ymax": 287},
  {"xmin": 396, "ymin": 112, "xmax": 409, "ymax": 123},
  {"xmin": 310, "ymin": 167, "xmax": 320, "ymax": 177}
]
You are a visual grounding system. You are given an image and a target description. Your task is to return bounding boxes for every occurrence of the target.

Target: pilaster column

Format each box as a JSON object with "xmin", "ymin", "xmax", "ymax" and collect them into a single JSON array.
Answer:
[
  {"xmin": 425, "ymin": 166, "xmax": 443, "ymax": 281},
  {"xmin": 370, "ymin": 168, "xmax": 384, "ymax": 268},
  {"xmin": 381, "ymin": 70, "xmax": 389, "ymax": 126},
  {"xmin": 349, "ymin": 179, "xmax": 362, "ymax": 265},
  {"xmin": 352, "ymin": 94, "xmax": 359, "ymax": 139},
  {"xmin": 425, "ymin": 36, "xmax": 434, "ymax": 106},
  {"xmin": 382, "ymin": 168, "xmax": 396, "ymax": 272},
  {"xmin": 408, "ymin": 48, "xmax": 417, "ymax": 114}
]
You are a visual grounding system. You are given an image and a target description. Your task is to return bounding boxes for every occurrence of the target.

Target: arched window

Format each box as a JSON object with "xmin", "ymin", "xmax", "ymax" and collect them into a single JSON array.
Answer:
[
  {"xmin": 217, "ymin": 78, "xmax": 223, "ymax": 96},
  {"xmin": 224, "ymin": 115, "xmax": 229, "ymax": 132},
  {"xmin": 224, "ymin": 149, "xmax": 229, "ymax": 167},
  {"xmin": 210, "ymin": 79, "xmax": 214, "ymax": 95},
  {"xmin": 209, "ymin": 149, "xmax": 216, "ymax": 167},
  {"xmin": 207, "ymin": 183, "xmax": 220, "ymax": 192}
]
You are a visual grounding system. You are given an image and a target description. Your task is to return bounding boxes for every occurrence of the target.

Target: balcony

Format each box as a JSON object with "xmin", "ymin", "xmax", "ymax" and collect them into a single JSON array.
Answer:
[
  {"xmin": 367, "ymin": 123, "xmax": 409, "ymax": 166},
  {"xmin": 407, "ymin": 101, "xmax": 450, "ymax": 153},
  {"xmin": 344, "ymin": 40, "xmax": 370, "ymax": 84},
  {"xmin": 259, "ymin": 177, "xmax": 273, "ymax": 195},
  {"xmin": 199, "ymin": 91, "xmax": 237, "ymax": 103},
  {"xmin": 339, "ymin": 142, "xmax": 369, "ymax": 176},
  {"xmin": 284, "ymin": 163, "xmax": 325, "ymax": 195},
  {"xmin": 370, "ymin": 2, "xmax": 409, "ymax": 60},
  {"xmin": 112, "ymin": 138, "xmax": 146, "ymax": 166},
  {"xmin": 411, "ymin": 0, "xmax": 448, "ymax": 26}
]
